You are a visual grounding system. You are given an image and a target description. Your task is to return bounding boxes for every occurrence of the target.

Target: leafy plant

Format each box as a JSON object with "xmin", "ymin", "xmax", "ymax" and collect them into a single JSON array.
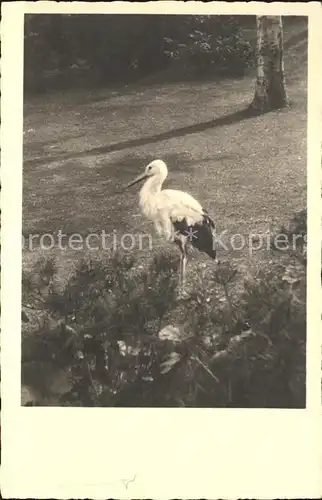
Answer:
[
  {"xmin": 163, "ymin": 16, "xmax": 254, "ymax": 77},
  {"xmin": 22, "ymin": 211, "xmax": 306, "ymax": 408}
]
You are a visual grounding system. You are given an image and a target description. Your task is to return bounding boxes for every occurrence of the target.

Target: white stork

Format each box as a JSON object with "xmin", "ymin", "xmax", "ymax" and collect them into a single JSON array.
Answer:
[{"xmin": 124, "ymin": 159, "xmax": 217, "ymax": 292}]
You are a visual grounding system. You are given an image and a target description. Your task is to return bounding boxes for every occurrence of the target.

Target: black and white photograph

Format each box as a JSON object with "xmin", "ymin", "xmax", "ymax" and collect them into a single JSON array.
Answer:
[
  {"xmin": 2, "ymin": 2, "xmax": 322, "ymax": 499},
  {"xmin": 20, "ymin": 12, "xmax": 309, "ymax": 409}
]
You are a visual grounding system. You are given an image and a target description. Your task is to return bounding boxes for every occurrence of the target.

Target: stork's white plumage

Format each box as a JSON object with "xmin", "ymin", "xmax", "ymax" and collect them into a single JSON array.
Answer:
[{"xmin": 125, "ymin": 159, "xmax": 217, "ymax": 291}]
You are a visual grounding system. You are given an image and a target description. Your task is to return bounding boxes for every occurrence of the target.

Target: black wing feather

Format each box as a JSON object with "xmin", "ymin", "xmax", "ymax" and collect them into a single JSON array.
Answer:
[{"xmin": 172, "ymin": 210, "xmax": 216, "ymax": 259}]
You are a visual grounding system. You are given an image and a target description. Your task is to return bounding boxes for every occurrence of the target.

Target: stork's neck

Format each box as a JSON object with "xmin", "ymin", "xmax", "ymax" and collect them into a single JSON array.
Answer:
[
  {"xmin": 139, "ymin": 174, "xmax": 165, "ymax": 209},
  {"xmin": 140, "ymin": 175, "xmax": 164, "ymax": 198}
]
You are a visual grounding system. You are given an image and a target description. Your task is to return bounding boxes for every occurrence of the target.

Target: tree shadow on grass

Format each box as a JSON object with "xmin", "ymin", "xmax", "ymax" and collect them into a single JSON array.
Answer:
[
  {"xmin": 24, "ymin": 106, "xmax": 261, "ymax": 168},
  {"xmin": 283, "ymin": 27, "xmax": 308, "ymax": 51}
]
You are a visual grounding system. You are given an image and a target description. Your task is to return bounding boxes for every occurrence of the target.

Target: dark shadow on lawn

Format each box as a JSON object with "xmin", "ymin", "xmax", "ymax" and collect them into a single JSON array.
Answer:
[
  {"xmin": 283, "ymin": 27, "xmax": 308, "ymax": 51},
  {"xmin": 24, "ymin": 106, "xmax": 259, "ymax": 168}
]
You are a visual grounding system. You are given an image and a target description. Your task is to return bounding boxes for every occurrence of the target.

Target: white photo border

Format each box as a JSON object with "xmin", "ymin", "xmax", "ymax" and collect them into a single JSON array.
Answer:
[{"xmin": 1, "ymin": 2, "xmax": 321, "ymax": 498}]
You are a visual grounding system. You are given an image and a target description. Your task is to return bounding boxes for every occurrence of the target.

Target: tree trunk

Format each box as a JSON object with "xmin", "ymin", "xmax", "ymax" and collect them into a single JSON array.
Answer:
[{"xmin": 251, "ymin": 15, "xmax": 288, "ymax": 113}]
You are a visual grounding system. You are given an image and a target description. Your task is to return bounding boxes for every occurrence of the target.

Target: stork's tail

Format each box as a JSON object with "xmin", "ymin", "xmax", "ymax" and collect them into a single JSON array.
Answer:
[
  {"xmin": 201, "ymin": 210, "xmax": 216, "ymax": 259},
  {"xmin": 203, "ymin": 210, "xmax": 215, "ymax": 230}
]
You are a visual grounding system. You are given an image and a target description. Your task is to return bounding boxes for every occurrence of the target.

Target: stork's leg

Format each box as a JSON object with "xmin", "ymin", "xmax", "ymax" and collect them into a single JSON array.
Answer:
[
  {"xmin": 181, "ymin": 247, "xmax": 187, "ymax": 288},
  {"xmin": 179, "ymin": 252, "xmax": 183, "ymax": 288},
  {"xmin": 176, "ymin": 236, "xmax": 188, "ymax": 296}
]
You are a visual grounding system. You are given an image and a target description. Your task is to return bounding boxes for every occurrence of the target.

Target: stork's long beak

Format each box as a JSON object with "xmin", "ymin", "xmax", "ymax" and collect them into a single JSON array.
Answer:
[{"xmin": 124, "ymin": 172, "xmax": 148, "ymax": 189}]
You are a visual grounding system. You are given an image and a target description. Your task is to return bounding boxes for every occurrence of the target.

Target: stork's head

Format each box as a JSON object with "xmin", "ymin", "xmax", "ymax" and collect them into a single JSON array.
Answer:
[
  {"xmin": 124, "ymin": 159, "xmax": 168, "ymax": 189},
  {"xmin": 144, "ymin": 159, "xmax": 168, "ymax": 178}
]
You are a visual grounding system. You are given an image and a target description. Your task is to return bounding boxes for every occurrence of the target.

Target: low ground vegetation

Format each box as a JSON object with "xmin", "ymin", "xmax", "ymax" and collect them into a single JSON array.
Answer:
[{"xmin": 22, "ymin": 211, "xmax": 306, "ymax": 408}]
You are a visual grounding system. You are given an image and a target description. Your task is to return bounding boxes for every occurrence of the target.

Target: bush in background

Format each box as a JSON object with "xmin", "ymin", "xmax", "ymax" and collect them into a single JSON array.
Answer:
[
  {"xmin": 163, "ymin": 15, "xmax": 254, "ymax": 77},
  {"xmin": 21, "ymin": 211, "xmax": 306, "ymax": 408},
  {"xmin": 24, "ymin": 14, "xmax": 255, "ymax": 93}
]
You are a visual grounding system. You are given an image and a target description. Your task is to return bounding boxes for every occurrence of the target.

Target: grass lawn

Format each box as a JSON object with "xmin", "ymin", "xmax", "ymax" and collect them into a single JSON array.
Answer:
[{"xmin": 22, "ymin": 19, "xmax": 307, "ymax": 290}]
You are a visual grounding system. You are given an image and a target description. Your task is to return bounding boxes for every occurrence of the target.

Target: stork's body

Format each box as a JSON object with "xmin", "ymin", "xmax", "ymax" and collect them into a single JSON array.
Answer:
[{"xmin": 125, "ymin": 160, "xmax": 217, "ymax": 291}]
